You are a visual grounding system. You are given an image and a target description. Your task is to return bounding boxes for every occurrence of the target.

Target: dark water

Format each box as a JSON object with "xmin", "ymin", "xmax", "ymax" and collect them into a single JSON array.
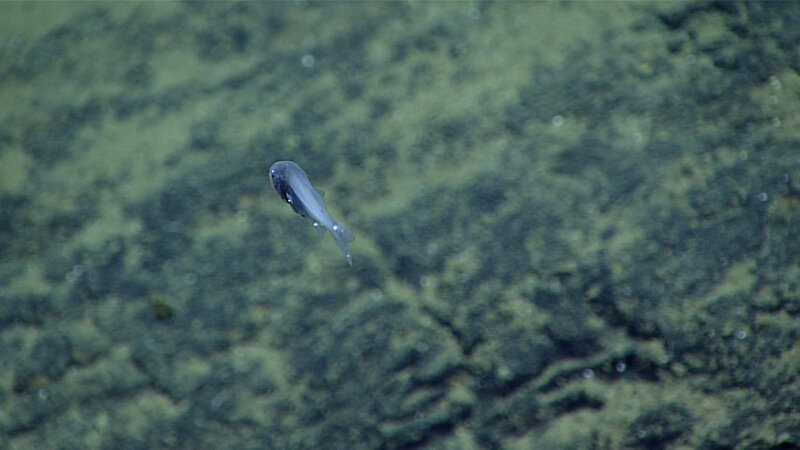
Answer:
[{"xmin": 1, "ymin": 2, "xmax": 799, "ymax": 449}]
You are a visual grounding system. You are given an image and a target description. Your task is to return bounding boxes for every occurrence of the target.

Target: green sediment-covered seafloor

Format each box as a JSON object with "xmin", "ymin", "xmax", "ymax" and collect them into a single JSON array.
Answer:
[{"xmin": 1, "ymin": 2, "xmax": 799, "ymax": 449}]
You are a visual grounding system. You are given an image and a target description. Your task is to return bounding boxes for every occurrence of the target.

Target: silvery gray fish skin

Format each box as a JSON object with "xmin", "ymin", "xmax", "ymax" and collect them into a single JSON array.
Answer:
[{"xmin": 269, "ymin": 161, "xmax": 354, "ymax": 265}]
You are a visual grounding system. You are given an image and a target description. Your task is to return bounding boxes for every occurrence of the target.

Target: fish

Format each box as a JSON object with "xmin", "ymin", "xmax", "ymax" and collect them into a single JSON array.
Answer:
[{"xmin": 269, "ymin": 160, "xmax": 355, "ymax": 265}]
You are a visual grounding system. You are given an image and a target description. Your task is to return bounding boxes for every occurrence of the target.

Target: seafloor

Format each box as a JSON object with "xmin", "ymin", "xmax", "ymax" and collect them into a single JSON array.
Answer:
[{"xmin": 1, "ymin": 2, "xmax": 799, "ymax": 449}]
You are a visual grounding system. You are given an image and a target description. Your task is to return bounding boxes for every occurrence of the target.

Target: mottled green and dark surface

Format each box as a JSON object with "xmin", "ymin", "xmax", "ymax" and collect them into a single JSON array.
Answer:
[{"xmin": 1, "ymin": 2, "xmax": 799, "ymax": 449}]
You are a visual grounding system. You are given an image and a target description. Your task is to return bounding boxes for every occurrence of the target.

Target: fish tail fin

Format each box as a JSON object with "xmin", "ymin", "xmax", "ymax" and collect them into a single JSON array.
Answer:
[{"xmin": 329, "ymin": 222, "xmax": 354, "ymax": 266}]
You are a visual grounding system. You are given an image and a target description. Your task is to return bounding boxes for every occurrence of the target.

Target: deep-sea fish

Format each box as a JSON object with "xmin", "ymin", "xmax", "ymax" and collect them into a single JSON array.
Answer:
[{"xmin": 269, "ymin": 161, "xmax": 354, "ymax": 265}]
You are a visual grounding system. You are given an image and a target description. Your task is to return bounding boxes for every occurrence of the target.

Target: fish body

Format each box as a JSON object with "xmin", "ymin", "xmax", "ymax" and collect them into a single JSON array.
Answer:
[{"xmin": 269, "ymin": 161, "xmax": 354, "ymax": 265}]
